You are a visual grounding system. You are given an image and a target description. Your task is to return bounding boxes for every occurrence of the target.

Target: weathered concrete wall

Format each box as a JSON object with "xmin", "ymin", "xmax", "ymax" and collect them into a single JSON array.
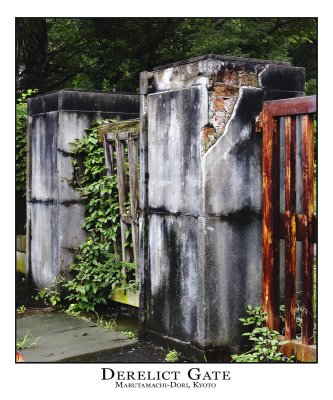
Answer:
[
  {"xmin": 27, "ymin": 90, "xmax": 139, "ymax": 289},
  {"xmin": 139, "ymin": 54, "xmax": 304, "ymax": 360}
]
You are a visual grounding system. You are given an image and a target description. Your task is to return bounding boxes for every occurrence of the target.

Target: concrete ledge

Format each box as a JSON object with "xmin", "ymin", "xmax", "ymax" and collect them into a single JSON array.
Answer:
[
  {"xmin": 16, "ymin": 235, "xmax": 26, "ymax": 252},
  {"xmin": 111, "ymin": 289, "xmax": 139, "ymax": 308},
  {"xmin": 141, "ymin": 329, "xmax": 248, "ymax": 362},
  {"xmin": 278, "ymin": 336, "xmax": 317, "ymax": 362},
  {"xmin": 153, "ymin": 54, "xmax": 291, "ymax": 71},
  {"xmin": 16, "ymin": 251, "xmax": 26, "ymax": 274},
  {"xmin": 28, "ymin": 90, "xmax": 140, "ymax": 116}
]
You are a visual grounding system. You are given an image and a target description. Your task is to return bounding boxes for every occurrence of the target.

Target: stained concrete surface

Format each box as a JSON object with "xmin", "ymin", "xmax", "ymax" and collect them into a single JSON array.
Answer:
[
  {"xmin": 28, "ymin": 90, "xmax": 140, "ymax": 289},
  {"xmin": 140, "ymin": 55, "xmax": 305, "ymax": 358}
]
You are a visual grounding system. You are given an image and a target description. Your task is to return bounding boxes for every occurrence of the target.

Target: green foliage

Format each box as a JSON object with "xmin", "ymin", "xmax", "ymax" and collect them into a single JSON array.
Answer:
[
  {"xmin": 16, "ymin": 331, "xmax": 40, "ymax": 350},
  {"xmin": 279, "ymin": 301, "xmax": 317, "ymax": 344},
  {"xmin": 64, "ymin": 120, "xmax": 137, "ymax": 312},
  {"xmin": 35, "ymin": 277, "xmax": 64, "ymax": 307},
  {"xmin": 305, "ymin": 79, "xmax": 317, "ymax": 95},
  {"xmin": 279, "ymin": 304, "xmax": 303, "ymax": 341},
  {"xmin": 70, "ymin": 120, "xmax": 121, "ymax": 241},
  {"xmin": 231, "ymin": 305, "xmax": 294, "ymax": 363},
  {"xmin": 165, "ymin": 349, "xmax": 180, "ymax": 362},
  {"xmin": 121, "ymin": 331, "xmax": 137, "ymax": 340},
  {"xmin": 18, "ymin": 18, "xmax": 316, "ymax": 94},
  {"xmin": 64, "ymin": 309, "xmax": 117, "ymax": 331},
  {"xmin": 16, "ymin": 305, "xmax": 27, "ymax": 315},
  {"xmin": 65, "ymin": 250, "xmax": 135, "ymax": 312},
  {"xmin": 16, "ymin": 89, "xmax": 38, "ymax": 193},
  {"xmin": 94, "ymin": 312, "xmax": 117, "ymax": 331}
]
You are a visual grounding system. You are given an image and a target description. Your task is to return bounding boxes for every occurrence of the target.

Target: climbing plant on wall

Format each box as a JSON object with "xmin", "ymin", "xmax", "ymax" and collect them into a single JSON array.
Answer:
[{"xmin": 64, "ymin": 120, "xmax": 136, "ymax": 312}]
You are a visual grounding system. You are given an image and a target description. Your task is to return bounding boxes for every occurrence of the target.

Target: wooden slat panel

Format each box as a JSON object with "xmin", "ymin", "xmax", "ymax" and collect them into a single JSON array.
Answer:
[
  {"xmin": 131, "ymin": 222, "xmax": 139, "ymax": 269},
  {"xmin": 107, "ymin": 130, "xmax": 140, "ymax": 142},
  {"xmin": 115, "ymin": 137, "xmax": 131, "ymax": 262},
  {"xmin": 128, "ymin": 138, "xmax": 139, "ymax": 223},
  {"xmin": 262, "ymin": 106, "xmax": 280, "ymax": 331},
  {"xmin": 284, "ymin": 116, "xmax": 297, "ymax": 340},
  {"xmin": 263, "ymin": 96, "xmax": 316, "ymax": 117},
  {"xmin": 120, "ymin": 220, "xmax": 131, "ymax": 262},
  {"xmin": 102, "ymin": 133, "xmax": 120, "ymax": 256},
  {"xmin": 128, "ymin": 137, "xmax": 139, "ymax": 268},
  {"xmin": 98, "ymin": 119, "xmax": 140, "ymax": 141},
  {"xmin": 115, "ymin": 138, "xmax": 127, "ymax": 218},
  {"xmin": 103, "ymin": 133, "xmax": 115, "ymax": 176},
  {"xmin": 302, "ymin": 114, "xmax": 315, "ymax": 345}
]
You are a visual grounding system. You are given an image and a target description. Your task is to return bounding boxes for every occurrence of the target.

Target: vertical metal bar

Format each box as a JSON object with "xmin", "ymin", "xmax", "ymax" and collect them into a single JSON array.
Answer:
[
  {"xmin": 285, "ymin": 116, "xmax": 297, "ymax": 340},
  {"xmin": 302, "ymin": 114, "xmax": 315, "ymax": 345},
  {"xmin": 262, "ymin": 107, "xmax": 281, "ymax": 331}
]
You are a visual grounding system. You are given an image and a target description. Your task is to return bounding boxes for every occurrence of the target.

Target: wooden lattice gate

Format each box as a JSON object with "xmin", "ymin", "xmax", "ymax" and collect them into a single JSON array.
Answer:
[
  {"xmin": 261, "ymin": 95, "xmax": 317, "ymax": 361},
  {"xmin": 98, "ymin": 119, "xmax": 140, "ymax": 306}
]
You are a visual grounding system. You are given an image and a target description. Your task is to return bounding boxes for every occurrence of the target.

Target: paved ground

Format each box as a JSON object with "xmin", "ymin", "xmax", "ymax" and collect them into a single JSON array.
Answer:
[
  {"xmin": 16, "ymin": 274, "xmax": 189, "ymax": 363},
  {"xmin": 16, "ymin": 310, "xmax": 189, "ymax": 363},
  {"xmin": 16, "ymin": 311, "xmax": 137, "ymax": 362}
]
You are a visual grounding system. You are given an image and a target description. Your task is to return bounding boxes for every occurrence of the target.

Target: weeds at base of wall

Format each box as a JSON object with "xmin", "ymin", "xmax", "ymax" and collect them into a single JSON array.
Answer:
[
  {"xmin": 64, "ymin": 309, "xmax": 118, "ymax": 331},
  {"xmin": 16, "ymin": 305, "xmax": 27, "ymax": 315},
  {"xmin": 231, "ymin": 305, "xmax": 294, "ymax": 363},
  {"xmin": 121, "ymin": 331, "xmax": 137, "ymax": 340},
  {"xmin": 165, "ymin": 350, "xmax": 181, "ymax": 362}
]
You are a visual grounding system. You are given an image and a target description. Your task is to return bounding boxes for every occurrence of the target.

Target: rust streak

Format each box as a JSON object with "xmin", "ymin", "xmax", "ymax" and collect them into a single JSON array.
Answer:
[
  {"xmin": 263, "ymin": 96, "xmax": 316, "ymax": 117},
  {"xmin": 302, "ymin": 114, "xmax": 315, "ymax": 345},
  {"xmin": 262, "ymin": 106, "xmax": 280, "ymax": 331},
  {"xmin": 284, "ymin": 116, "xmax": 297, "ymax": 340}
]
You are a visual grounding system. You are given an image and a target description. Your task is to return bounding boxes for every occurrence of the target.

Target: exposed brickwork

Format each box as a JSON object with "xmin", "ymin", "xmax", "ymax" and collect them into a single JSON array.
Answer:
[
  {"xmin": 203, "ymin": 81, "xmax": 240, "ymax": 153},
  {"xmin": 212, "ymin": 97, "xmax": 237, "ymax": 132},
  {"xmin": 216, "ymin": 69, "xmax": 239, "ymax": 85},
  {"xmin": 239, "ymin": 72, "xmax": 259, "ymax": 87},
  {"xmin": 203, "ymin": 126, "xmax": 218, "ymax": 152},
  {"xmin": 214, "ymin": 84, "xmax": 239, "ymax": 97},
  {"xmin": 224, "ymin": 97, "xmax": 237, "ymax": 114},
  {"xmin": 214, "ymin": 97, "xmax": 224, "ymax": 111},
  {"xmin": 203, "ymin": 126, "xmax": 216, "ymax": 141},
  {"xmin": 203, "ymin": 64, "xmax": 264, "ymax": 153}
]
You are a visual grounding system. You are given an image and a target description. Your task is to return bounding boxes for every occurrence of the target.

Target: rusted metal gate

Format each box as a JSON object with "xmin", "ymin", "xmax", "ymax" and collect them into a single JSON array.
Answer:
[
  {"xmin": 98, "ymin": 119, "xmax": 140, "ymax": 272},
  {"xmin": 261, "ymin": 95, "xmax": 317, "ymax": 361}
]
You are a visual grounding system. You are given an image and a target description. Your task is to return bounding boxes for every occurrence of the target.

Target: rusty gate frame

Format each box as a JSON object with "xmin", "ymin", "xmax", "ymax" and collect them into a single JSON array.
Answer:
[{"xmin": 261, "ymin": 95, "xmax": 317, "ymax": 362}]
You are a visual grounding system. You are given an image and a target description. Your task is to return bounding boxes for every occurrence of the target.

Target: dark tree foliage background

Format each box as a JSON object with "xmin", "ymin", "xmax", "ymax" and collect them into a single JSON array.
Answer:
[{"xmin": 16, "ymin": 17, "xmax": 317, "ymax": 95}]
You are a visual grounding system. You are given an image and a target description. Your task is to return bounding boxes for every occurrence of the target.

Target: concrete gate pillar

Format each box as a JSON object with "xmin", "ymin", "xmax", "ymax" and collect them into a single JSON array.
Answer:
[
  {"xmin": 139, "ymin": 55, "xmax": 304, "ymax": 360},
  {"xmin": 27, "ymin": 90, "xmax": 139, "ymax": 289}
]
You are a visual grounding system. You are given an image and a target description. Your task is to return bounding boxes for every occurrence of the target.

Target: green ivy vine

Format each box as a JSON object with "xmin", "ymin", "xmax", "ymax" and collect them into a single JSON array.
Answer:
[{"xmin": 64, "ymin": 120, "xmax": 137, "ymax": 312}]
